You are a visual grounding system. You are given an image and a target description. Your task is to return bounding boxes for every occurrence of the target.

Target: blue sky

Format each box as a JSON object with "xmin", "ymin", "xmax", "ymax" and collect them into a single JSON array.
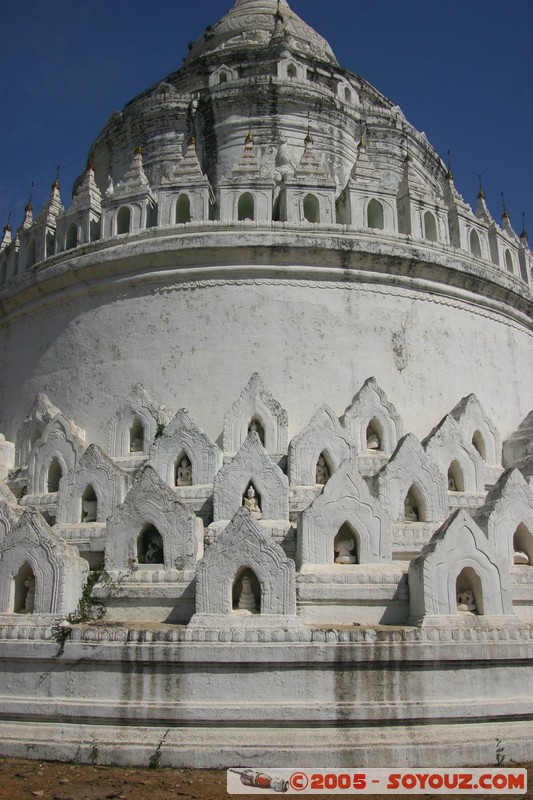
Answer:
[{"xmin": 1, "ymin": 0, "xmax": 531, "ymax": 238}]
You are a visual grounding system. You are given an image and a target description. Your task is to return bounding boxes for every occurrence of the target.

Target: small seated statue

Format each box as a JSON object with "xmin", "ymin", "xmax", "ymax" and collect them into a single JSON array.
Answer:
[
  {"xmin": 82, "ymin": 499, "xmax": 97, "ymax": 523},
  {"xmin": 23, "ymin": 576, "xmax": 35, "ymax": 613},
  {"xmin": 335, "ymin": 538, "xmax": 357, "ymax": 564},
  {"xmin": 176, "ymin": 457, "xmax": 192, "ymax": 486},
  {"xmin": 514, "ymin": 551, "xmax": 530, "ymax": 565},
  {"xmin": 448, "ymin": 476, "xmax": 457, "ymax": 491},
  {"xmin": 404, "ymin": 497, "xmax": 419, "ymax": 521},
  {"xmin": 248, "ymin": 419, "xmax": 265, "ymax": 445},
  {"xmin": 243, "ymin": 486, "xmax": 262, "ymax": 519},
  {"xmin": 366, "ymin": 429, "xmax": 380, "ymax": 450},
  {"xmin": 130, "ymin": 436, "xmax": 144, "ymax": 453},
  {"xmin": 316, "ymin": 455, "xmax": 330, "ymax": 485},
  {"xmin": 457, "ymin": 590, "xmax": 476, "ymax": 613},
  {"xmin": 144, "ymin": 535, "xmax": 164, "ymax": 564},
  {"xmin": 236, "ymin": 576, "xmax": 258, "ymax": 613}
]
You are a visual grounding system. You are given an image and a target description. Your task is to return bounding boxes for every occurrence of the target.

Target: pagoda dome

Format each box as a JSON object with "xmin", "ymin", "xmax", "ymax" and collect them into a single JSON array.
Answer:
[{"xmin": 184, "ymin": 0, "xmax": 338, "ymax": 66}]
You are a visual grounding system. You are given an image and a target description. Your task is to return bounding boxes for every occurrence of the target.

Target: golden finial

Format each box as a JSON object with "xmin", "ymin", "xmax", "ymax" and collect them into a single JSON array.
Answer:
[
  {"xmin": 134, "ymin": 144, "xmax": 143, "ymax": 156},
  {"xmin": 501, "ymin": 191, "xmax": 509, "ymax": 220},
  {"xmin": 477, "ymin": 174, "xmax": 485, "ymax": 199},
  {"xmin": 86, "ymin": 160, "xmax": 95, "ymax": 173},
  {"xmin": 52, "ymin": 165, "xmax": 60, "ymax": 190},
  {"xmin": 188, "ymin": 135, "xmax": 197, "ymax": 147},
  {"xmin": 245, "ymin": 130, "xmax": 254, "ymax": 145}
]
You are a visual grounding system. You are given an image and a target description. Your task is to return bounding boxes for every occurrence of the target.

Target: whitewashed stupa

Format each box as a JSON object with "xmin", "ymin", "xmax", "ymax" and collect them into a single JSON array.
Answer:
[{"xmin": 0, "ymin": 0, "xmax": 532, "ymax": 768}]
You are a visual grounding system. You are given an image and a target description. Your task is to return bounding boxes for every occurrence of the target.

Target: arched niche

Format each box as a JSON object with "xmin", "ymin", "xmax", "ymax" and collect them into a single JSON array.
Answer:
[
  {"xmin": 408, "ymin": 510, "xmax": 514, "ymax": 623},
  {"xmin": 367, "ymin": 198, "xmax": 384, "ymax": 230},
  {"xmin": 47, "ymin": 457, "xmax": 62, "ymax": 493},
  {"xmin": 223, "ymin": 373, "xmax": 288, "ymax": 455},
  {"xmin": 129, "ymin": 418, "xmax": 145, "ymax": 453},
  {"xmin": 342, "ymin": 377, "xmax": 403, "ymax": 456},
  {"xmin": 448, "ymin": 459, "xmax": 465, "ymax": 492},
  {"xmin": 316, "ymin": 450, "xmax": 333, "ymax": 485},
  {"xmin": 66, "ymin": 223, "xmax": 78, "ymax": 250},
  {"xmin": 470, "ymin": 228, "xmax": 482, "ymax": 257},
  {"xmin": 137, "ymin": 524, "xmax": 164, "ymax": 564},
  {"xmin": 26, "ymin": 239, "xmax": 36, "ymax": 269},
  {"xmin": 366, "ymin": 418, "xmax": 383, "ymax": 451},
  {"xmin": 219, "ymin": 70, "xmax": 228, "ymax": 84},
  {"xmin": 46, "ymin": 231, "xmax": 55, "ymax": 258},
  {"xmin": 505, "ymin": 249, "xmax": 514, "ymax": 273},
  {"xmin": 248, "ymin": 416, "xmax": 265, "ymax": 445},
  {"xmin": 456, "ymin": 566, "xmax": 483, "ymax": 615},
  {"xmin": 13, "ymin": 563, "xmax": 35, "ymax": 614},
  {"xmin": 232, "ymin": 566, "xmax": 261, "ymax": 613},
  {"xmin": 303, "ymin": 194, "xmax": 320, "ymax": 223},
  {"xmin": 287, "ymin": 63, "xmax": 297, "ymax": 79},
  {"xmin": 514, "ymin": 523, "xmax": 533, "ymax": 565},
  {"xmin": 297, "ymin": 459, "xmax": 391, "ymax": 567},
  {"xmin": 81, "ymin": 484, "xmax": 97, "ymax": 523},
  {"xmin": 334, "ymin": 522, "xmax": 359, "ymax": 564},
  {"xmin": 116, "ymin": 206, "xmax": 131, "ymax": 235},
  {"xmin": 176, "ymin": 193, "xmax": 191, "ymax": 224},
  {"xmin": 404, "ymin": 484, "xmax": 426, "ymax": 522},
  {"xmin": 238, "ymin": 192, "xmax": 254, "ymax": 221},
  {"xmin": 175, "ymin": 451, "xmax": 193, "ymax": 486},
  {"xmin": 424, "ymin": 211, "xmax": 437, "ymax": 242}
]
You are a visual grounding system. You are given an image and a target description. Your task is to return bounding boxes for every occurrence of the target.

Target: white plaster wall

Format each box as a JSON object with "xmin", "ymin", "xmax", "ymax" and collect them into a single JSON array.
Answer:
[{"xmin": 1, "ymin": 272, "xmax": 531, "ymax": 454}]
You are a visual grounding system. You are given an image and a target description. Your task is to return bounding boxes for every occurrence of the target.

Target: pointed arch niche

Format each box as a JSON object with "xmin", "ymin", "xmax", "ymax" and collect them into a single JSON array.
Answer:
[
  {"xmin": 13, "ymin": 563, "xmax": 35, "ymax": 614},
  {"xmin": 232, "ymin": 566, "xmax": 261, "ymax": 613},
  {"xmin": 223, "ymin": 374, "xmax": 288, "ymax": 455}
]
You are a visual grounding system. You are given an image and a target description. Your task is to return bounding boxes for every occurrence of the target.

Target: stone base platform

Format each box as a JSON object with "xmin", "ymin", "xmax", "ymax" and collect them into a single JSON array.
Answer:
[{"xmin": 0, "ymin": 619, "xmax": 531, "ymax": 767}]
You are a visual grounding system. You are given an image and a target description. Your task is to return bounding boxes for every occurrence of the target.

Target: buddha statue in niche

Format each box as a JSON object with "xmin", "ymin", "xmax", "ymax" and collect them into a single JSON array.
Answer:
[
  {"xmin": 23, "ymin": 576, "xmax": 35, "ymax": 613},
  {"xmin": 243, "ymin": 486, "xmax": 262, "ymax": 519},
  {"xmin": 316, "ymin": 455, "xmax": 330, "ymax": 485},
  {"xmin": 82, "ymin": 499, "xmax": 97, "ymax": 522},
  {"xmin": 144, "ymin": 534, "xmax": 164, "ymax": 564},
  {"xmin": 366, "ymin": 427, "xmax": 380, "ymax": 450},
  {"xmin": 236, "ymin": 576, "xmax": 258, "ymax": 613},
  {"xmin": 457, "ymin": 590, "xmax": 476, "ymax": 613},
  {"xmin": 176, "ymin": 456, "xmax": 192, "ymax": 486},
  {"xmin": 514, "ymin": 551, "xmax": 530, "ymax": 565},
  {"xmin": 248, "ymin": 419, "xmax": 265, "ymax": 445},
  {"xmin": 448, "ymin": 476, "xmax": 457, "ymax": 491},
  {"xmin": 404, "ymin": 496, "xmax": 419, "ymax": 521},
  {"xmin": 130, "ymin": 435, "xmax": 144, "ymax": 453},
  {"xmin": 335, "ymin": 538, "xmax": 357, "ymax": 564}
]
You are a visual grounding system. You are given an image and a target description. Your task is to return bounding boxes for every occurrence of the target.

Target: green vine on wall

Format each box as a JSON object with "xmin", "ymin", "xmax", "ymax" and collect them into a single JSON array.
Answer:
[{"xmin": 51, "ymin": 564, "xmax": 108, "ymax": 656}]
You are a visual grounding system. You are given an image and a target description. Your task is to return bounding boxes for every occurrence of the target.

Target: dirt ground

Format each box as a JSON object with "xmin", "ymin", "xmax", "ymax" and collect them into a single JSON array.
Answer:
[{"xmin": 0, "ymin": 758, "xmax": 530, "ymax": 800}]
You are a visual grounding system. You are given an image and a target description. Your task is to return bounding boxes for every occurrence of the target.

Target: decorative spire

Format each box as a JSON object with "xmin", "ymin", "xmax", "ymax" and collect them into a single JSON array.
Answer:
[
  {"xmin": 52, "ymin": 165, "xmax": 60, "ymax": 191},
  {"xmin": 501, "ymin": 191, "xmax": 510, "ymax": 220},
  {"xmin": 0, "ymin": 213, "xmax": 12, "ymax": 251},
  {"xmin": 445, "ymin": 150, "xmax": 453, "ymax": 181},
  {"xmin": 475, "ymin": 176, "xmax": 492, "ymax": 223},
  {"xmin": 304, "ymin": 113, "xmax": 313, "ymax": 146},
  {"xmin": 25, "ymin": 182, "xmax": 34, "ymax": 212},
  {"xmin": 274, "ymin": 0, "xmax": 284, "ymax": 22}
]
